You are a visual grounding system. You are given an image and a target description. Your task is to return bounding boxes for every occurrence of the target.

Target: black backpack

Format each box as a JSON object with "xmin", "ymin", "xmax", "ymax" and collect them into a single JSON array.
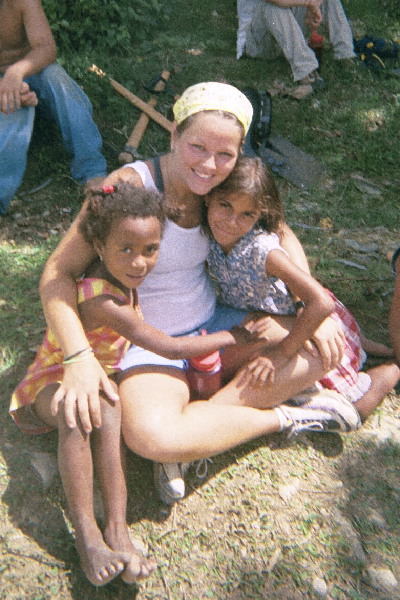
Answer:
[
  {"xmin": 242, "ymin": 88, "xmax": 272, "ymax": 157},
  {"xmin": 242, "ymin": 88, "xmax": 286, "ymax": 173}
]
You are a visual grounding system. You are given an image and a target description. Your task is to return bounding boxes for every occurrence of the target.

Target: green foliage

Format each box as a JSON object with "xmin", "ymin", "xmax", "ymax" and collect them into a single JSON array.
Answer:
[
  {"xmin": 42, "ymin": 0, "xmax": 169, "ymax": 55},
  {"xmin": 381, "ymin": 0, "xmax": 400, "ymax": 21}
]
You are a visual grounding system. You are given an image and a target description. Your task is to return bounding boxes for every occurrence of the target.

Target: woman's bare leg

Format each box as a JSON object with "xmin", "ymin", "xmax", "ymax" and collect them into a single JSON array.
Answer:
[
  {"xmin": 354, "ymin": 362, "xmax": 400, "ymax": 421},
  {"xmin": 119, "ymin": 337, "xmax": 327, "ymax": 464},
  {"xmin": 33, "ymin": 385, "xmax": 148, "ymax": 586}
]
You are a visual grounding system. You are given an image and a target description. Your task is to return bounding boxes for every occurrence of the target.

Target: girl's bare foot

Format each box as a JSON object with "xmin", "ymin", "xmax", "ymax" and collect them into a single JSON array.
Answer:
[
  {"xmin": 75, "ymin": 527, "xmax": 129, "ymax": 586},
  {"xmin": 104, "ymin": 523, "xmax": 157, "ymax": 584},
  {"xmin": 361, "ymin": 335, "xmax": 394, "ymax": 357},
  {"xmin": 121, "ymin": 553, "xmax": 157, "ymax": 584}
]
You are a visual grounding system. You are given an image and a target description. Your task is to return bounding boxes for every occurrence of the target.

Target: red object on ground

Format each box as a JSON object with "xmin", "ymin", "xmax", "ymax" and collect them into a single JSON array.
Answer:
[{"xmin": 309, "ymin": 27, "xmax": 324, "ymax": 65}]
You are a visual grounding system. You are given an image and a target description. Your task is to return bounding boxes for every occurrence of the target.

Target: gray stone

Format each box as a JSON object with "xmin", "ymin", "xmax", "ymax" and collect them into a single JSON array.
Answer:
[
  {"xmin": 332, "ymin": 509, "xmax": 366, "ymax": 564},
  {"xmin": 343, "ymin": 239, "xmax": 379, "ymax": 253},
  {"xmin": 366, "ymin": 567, "xmax": 398, "ymax": 592},
  {"xmin": 312, "ymin": 576, "xmax": 328, "ymax": 597},
  {"xmin": 29, "ymin": 451, "xmax": 58, "ymax": 491}
]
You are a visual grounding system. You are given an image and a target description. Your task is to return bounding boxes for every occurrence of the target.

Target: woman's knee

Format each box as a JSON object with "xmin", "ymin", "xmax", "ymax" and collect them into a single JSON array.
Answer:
[{"xmin": 121, "ymin": 406, "xmax": 185, "ymax": 461}]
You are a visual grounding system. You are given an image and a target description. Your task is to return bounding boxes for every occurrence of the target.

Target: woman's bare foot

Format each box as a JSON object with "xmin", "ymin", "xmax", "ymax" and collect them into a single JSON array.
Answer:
[
  {"xmin": 104, "ymin": 523, "xmax": 157, "ymax": 584},
  {"xmin": 75, "ymin": 527, "xmax": 129, "ymax": 586}
]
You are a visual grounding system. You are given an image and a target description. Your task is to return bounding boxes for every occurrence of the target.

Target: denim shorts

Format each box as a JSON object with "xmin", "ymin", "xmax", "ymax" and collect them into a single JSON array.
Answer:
[{"xmin": 117, "ymin": 303, "xmax": 249, "ymax": 373}]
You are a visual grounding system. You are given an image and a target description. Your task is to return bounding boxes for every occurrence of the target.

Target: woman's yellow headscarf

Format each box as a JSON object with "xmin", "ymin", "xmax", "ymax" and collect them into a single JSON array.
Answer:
[{"xmin": 173, "ymin": 82, "xmax": 253, "ymax": 135}]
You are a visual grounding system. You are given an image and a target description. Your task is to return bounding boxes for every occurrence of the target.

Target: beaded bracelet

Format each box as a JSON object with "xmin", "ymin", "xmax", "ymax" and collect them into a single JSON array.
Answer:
[{"xmin": 63, "ymin": 347, "xmax": 94, "ymax": 365}]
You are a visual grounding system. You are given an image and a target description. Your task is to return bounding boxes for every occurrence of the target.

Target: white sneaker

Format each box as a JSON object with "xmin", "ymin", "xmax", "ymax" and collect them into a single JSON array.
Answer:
[
  {"xmin": 153, "ymin": 459, "xmax": 214, "ymax": 504},
  {"xmin": 274, "ymin": 392, "xmax": 361, "ymax": 437},
  {"xmin": 153, "ymin": 462, "xmax": 187, "ymax": 505}
]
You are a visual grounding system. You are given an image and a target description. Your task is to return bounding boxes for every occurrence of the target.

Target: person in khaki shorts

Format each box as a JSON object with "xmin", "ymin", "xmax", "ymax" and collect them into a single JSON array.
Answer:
[{"xmin": 237, "ymin": 0, "xmax": 356, "ymax": 89}]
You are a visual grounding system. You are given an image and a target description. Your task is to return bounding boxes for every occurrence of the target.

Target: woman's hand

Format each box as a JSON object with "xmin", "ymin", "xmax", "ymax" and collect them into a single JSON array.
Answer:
[
  {"xmin": 303, "ymin": 316, "xmax": 345, "ymax": 372},
  {"xmin": 50, "ymin": 356, "xmax": 119, "ymax": 432}
]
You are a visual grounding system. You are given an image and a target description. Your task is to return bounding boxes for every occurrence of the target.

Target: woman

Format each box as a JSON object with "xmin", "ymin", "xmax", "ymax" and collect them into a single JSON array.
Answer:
[{"xmin": 40, "ymin": 82, "xmax": 354, "ymax": 505}]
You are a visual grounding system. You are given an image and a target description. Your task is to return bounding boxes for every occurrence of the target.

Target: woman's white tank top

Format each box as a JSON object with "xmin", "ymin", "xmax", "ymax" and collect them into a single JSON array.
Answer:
[{"xmin": 126, "ymin": 160, "xmax": 216, "ymax": 334}]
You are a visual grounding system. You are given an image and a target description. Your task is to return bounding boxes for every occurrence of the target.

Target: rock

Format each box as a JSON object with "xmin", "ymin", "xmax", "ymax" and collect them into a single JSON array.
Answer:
[
  {"xmin": 366, "ymin": 415, "xmax": 400, "ymax": 444},
  {"xmin": 353, "ymin": 181, "xmax": 383, "ymax": 196},
  {"xmin": 366, "ymin": 508, "xmax": 388, "ymax": 530},
  {"xmin": 343, "ymin": 239, "xmax": 379, "ymax": 253},
  {"xmin": 278, "ymin": 478, "xmax": 301, "ymax": 502},
  {"xmin": 312, "ymin": 576, "xmax": 328, "ymax": 597},
  {"xmin": 335, "ymin": 259, "xmax": 368, "ymax": 271},
  {"xmin": 332, "ymin": 509, "xmax": 366, "ymax": 564},
  {"xmin": 29, "ymin": 451, "xmax": 58, "ymax": 491},
  {"xmin": 365, "ymin": 567, "xmax": 398, "ymax": 592}
]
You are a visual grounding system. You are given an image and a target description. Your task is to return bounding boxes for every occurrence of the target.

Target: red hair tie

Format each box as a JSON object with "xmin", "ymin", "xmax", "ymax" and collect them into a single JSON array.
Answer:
[{"xmin": 102, "ymin": 184, "xmax": 116, "ymax": 194}]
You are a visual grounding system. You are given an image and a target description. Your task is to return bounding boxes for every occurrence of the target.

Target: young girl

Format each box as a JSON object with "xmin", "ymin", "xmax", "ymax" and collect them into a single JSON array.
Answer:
[
  {"xmin": 205, "ymin": 157, "xmax": 399, "ymax": 417},
  {"xmin": 9, "ymin": 183, "xmax": 252, "ymax": 585}
]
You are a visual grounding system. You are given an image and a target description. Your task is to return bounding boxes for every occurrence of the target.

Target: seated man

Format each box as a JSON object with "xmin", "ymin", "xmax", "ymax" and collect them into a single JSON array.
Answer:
[
  {"xmin": 0, "ymin": 0, "xmax": 107, "ymax": 215},
  {"xmin": 237, "ymin": 0, "xmax": 356, "ymax": 88}
]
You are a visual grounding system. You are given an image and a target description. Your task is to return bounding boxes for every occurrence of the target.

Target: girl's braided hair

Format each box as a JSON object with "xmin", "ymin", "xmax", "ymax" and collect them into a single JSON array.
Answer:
[{"xmin": 79, "ymin": 182, "xmax": 165, "ymax": 245}]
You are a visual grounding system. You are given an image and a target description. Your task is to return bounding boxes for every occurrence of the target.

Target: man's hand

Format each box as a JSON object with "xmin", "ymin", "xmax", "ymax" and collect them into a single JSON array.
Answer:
[
  {"xmin": 305, "ymin": 0, "xmax": 323, "ymax": 27},
  {"xmin": 20, "ymin": 81, "xmax": 38, "ymax": 107},
  {"xmin": 0, "ymin": 73, "xmax": 28, "ymax": 113}
]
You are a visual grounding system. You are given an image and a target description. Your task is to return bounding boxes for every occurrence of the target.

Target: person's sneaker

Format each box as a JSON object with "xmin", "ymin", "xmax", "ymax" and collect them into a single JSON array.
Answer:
[
  {"xmin": 274, "ymin": 393, "xmax": 361, "ymax": 437},
  {"xmin": 288, "ymin": 388, "xmax": 361, "ymax": 432},
  {"xmin": 299, "ymin": 70, "xmax": 326, "ymax": 89},
  {"xmin": 154, "ymin": 458, "xmax": 215, "ymax": 504},
  {"xmin": 291, "ymin": 70, "xmax": 326, "ymax": 99},
  {"xmin": 153, "ymin": 462, "xmax": 187, "ymax": 505}
]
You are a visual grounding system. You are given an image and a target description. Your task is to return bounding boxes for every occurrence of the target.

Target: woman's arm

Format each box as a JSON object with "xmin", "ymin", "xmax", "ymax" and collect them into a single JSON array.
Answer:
[
  {"xmin": 40, "ymin": 203, "xmax": 117, "ymax": 432},
  {"xmin": 40, "ymin": 168, "xmax": 146, "ymax": 431}
]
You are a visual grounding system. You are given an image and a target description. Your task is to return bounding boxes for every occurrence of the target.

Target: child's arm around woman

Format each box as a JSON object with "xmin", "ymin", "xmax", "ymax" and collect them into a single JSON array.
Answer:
[{"xmin": 241, "ymin": 247, "xmax": 335, "ymax": 387}]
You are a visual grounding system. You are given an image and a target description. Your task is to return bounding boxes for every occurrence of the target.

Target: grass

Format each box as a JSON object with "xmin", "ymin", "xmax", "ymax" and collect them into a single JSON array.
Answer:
[{"xmin": 1, "ymin": 0, "xmax": 400, "ymax": 598}]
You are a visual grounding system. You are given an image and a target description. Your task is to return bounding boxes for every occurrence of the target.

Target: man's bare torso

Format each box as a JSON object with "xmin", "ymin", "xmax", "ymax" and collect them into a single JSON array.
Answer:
[{"xmin": 0, "ymin": 0, "xmax": 31, "ymax": 72}]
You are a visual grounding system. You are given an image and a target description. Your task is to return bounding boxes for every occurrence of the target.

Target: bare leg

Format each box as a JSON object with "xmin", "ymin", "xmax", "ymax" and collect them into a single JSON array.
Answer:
[
  {"xmin": 119, "ymin": 337, "xmax": 326, "ymax": 463},
  {"xmin": 92, "ymin": 395, "xmax": 156, "ymax": 583},
  {"xmin": 33, "ymin": 384, "xmax": 149, "ymax": 586},
  {"xmin": 360, "ymin": 334, "xmax": 394, "ymax": 357},
  {"xmin": 354, "ymin": 362, "xmax": 400, "ymax": 421}
]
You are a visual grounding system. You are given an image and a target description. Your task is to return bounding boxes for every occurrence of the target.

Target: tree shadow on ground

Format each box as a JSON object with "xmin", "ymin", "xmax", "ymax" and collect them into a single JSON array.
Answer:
[
  {"xmin": 0, "ymin": 395, "xmax": 169, "ymax": 598},
  {"xmin": 335, "ymin": 437, "xmax": 400, "ymax": 599}
]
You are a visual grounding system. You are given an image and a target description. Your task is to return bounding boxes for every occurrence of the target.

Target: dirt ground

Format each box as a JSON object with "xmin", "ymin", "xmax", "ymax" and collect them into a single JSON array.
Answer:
[{"xmin": 1, "ymin": 186, "xmax": 400, "ymax": 600}]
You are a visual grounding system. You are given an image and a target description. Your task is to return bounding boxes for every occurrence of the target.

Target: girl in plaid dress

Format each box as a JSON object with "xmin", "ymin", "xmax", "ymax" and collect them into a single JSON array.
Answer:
[
  {"xmin": 205, "ymin": 157, "xmax": 399, "ymax": 419},
  {"xmin": 10, "ymin": 183, "xmax": 249, "ymax": 586}
]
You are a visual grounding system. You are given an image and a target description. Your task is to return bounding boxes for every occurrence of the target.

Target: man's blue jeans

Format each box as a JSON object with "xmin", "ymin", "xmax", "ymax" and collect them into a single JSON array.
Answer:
[{"xmin": 0, "ymin": 63, "xmax": 107, "ymax": 214}]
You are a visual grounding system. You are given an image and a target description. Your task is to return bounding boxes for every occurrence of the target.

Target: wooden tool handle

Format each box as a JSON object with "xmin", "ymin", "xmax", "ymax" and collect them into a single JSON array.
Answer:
[
  {"xmin": 125, "ymin": 70, "xmax": 171, "ymax": 148},
  {"xmin": 110, "ymin": 78, "xmax": 174, "ymax": 132}
]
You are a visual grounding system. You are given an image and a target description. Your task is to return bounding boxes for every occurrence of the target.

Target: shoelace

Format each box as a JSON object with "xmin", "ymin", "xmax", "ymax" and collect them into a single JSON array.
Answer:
[
  {"xmin": 192, "ymin": 457, "xmax": 214, "ymax": 479},
  {"xmin": 288, "ymin": 420, "xmax": 326, "ymax": 438}
]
